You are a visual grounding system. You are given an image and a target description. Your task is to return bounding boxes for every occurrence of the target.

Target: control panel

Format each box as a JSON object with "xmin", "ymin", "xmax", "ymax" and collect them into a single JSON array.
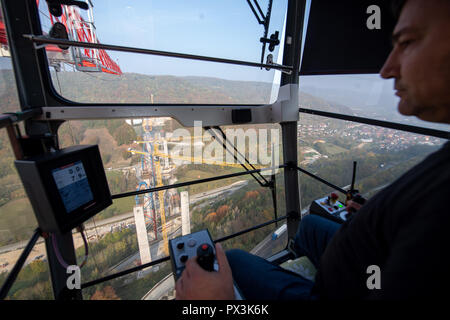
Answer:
[
  {"xmin": 15, "ymin": 145, "xmax": 112, "ymax": 234},
  {"xmin": 309, "ymin": 193, "xmax": 350, "ymax": 224},
  {"xmin": 169, "ymin": 229, "xmax": 217, "ymax": 279},
  {"xmin": 169, "ymin": 229, "xmax": 243, "ymax": 299}
]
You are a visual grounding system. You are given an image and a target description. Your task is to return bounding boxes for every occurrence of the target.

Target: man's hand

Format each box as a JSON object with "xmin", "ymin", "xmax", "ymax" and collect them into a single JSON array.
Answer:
[
  {"xmin": 346, "ymin": 200, "xmax": 363, "ymax": 213},
  {"xmin": 175, "ymin": 243, "xmax": 235, "ymax": 300}
]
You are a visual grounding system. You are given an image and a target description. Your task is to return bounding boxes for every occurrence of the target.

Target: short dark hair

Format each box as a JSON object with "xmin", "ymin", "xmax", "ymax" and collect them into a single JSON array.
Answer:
[{"xmin": 391, "ymin": 0, "xmax": 407, "ymax": 21}]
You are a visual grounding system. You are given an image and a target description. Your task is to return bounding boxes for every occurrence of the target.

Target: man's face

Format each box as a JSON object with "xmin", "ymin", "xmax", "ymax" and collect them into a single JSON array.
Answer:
[{"xmin": 380, "ymin": 0, "xmax": 450, "ymax": 124}]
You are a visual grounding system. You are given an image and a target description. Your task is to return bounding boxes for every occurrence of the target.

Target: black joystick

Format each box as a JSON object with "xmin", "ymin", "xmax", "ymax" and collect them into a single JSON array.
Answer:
[
  {"xmin": 347, "ymin": 194, "xmax": 366, "ymax": 214},
  {"xmin": 196, "ymin": 243, "xmax": 215, "ymax": 272}
]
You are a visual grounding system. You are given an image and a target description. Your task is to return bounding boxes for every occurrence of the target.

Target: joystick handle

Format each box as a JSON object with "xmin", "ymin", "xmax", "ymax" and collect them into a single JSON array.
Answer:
[{"xmin": 196, "ymin": 243, "xmax": 215, "ymax": 272}]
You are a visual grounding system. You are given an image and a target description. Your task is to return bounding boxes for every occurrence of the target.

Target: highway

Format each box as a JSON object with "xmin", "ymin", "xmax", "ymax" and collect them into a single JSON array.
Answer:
[
  {"xmin": 250, "ymin": 223, "xmax": 288, "ymax": 259},
  {"xmin": 189, "ymin": 180, "xmax": 248, "ymax": 205},
  {"xmin": 0, "ymin": 211, "xmax": 136, "ymax": 255}
]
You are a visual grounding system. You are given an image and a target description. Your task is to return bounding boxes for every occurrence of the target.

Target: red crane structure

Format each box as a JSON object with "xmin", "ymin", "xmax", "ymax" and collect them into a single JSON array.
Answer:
[{"xmin": 0, "ymin": 0, "xmax": 122, "ymax": 75}]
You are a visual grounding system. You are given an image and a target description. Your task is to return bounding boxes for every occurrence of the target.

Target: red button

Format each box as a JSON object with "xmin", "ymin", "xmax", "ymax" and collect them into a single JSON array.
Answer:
[
  {"xmin": 202, "ymin": 244, "xmax": 208, "ymax": 250},
  {"xmin": 328, "ymin": 208, "xmax": 333, "ymax": 211}
]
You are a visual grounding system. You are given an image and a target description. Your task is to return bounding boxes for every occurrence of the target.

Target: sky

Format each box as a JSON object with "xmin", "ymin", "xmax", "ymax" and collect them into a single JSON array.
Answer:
[{"xmin": 69, "ymin": 0, "xmax": 289, "ymax": 83}]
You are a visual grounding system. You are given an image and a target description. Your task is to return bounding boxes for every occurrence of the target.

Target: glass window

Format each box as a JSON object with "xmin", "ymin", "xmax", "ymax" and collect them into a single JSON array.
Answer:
[
  {"xmin": 0, "ymin": 5, "xmax": 20, "ymax": 113},
  {"xmin": 38, "ymin": 0, "xmax": 288, "ymax": 105},
  {"xmin": 299, "ymin": 74, "xmax": 450, "ymax": 132},
  {"xmin": 297, "ymin": 72, "xmax": 448, "ymax": 208},
  {"xmin": 59, "ymin": 117, "xmax": 284, "ymax": 299},
  {"xmin": 297, "ymin": 113, "xmax": 447, "ymax": 209}
]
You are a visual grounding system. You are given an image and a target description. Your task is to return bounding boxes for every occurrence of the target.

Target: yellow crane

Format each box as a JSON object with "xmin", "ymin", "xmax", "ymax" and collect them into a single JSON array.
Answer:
[
  {"xmin": 129, "ymin": 144, "xmax": 266, "ymax": 170},
  {"xmin": 154, "ymin": 158, "xmax": 169, "ymax": 256},
  {"xmin": 133, "ymin": 135, "xmax": 204, "ymax": 144}
]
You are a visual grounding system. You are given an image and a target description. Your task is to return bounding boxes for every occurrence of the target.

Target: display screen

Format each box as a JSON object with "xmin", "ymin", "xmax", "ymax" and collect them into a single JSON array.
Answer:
[{"xmin": 52, "ymin": 161, "xmax": 94, "ymax": 213}]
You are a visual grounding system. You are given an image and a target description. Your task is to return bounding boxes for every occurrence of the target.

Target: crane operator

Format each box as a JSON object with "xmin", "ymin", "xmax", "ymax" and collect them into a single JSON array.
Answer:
[{"xmin": 175, "ymin": 0, "xmax": 450, "ymax": 300}]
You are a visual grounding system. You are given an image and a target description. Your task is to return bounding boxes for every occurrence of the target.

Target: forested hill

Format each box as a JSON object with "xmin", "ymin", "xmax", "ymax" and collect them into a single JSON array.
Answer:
[{"xmin": 1, "ymin": 68, "xmax": 353, "ymax": 115}]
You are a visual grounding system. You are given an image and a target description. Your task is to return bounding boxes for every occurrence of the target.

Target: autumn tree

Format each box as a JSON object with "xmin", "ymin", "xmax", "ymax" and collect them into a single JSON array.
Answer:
[{"xmin": 90, "ymin": 285, "xmax": 120, "ymax": 300}]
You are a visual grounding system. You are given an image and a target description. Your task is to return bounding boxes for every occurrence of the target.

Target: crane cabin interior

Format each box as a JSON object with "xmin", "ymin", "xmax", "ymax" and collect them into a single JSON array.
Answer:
[{"xmin": 0, "ymin": 0, "xmax": 448, "ymax": 301}]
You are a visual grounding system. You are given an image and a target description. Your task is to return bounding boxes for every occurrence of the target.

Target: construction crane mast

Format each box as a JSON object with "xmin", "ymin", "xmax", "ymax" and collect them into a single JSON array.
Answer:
[{"xmin": 0, "ymin": 0, "xmax": 122, "ymax": 74}]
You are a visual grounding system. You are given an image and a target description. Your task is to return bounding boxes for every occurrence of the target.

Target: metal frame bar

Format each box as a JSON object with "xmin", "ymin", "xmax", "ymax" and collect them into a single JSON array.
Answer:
[
  {"xmin": 208, "ymin": 126, "xmax": 270, "ymax": 187},
  {"xmin": 296, "ymin": 166, "xmax": 348, "ymax": 195},
  {"xmin": 280, "ymin": 0, "xmax": 307, "ymax": 240},
  {"xmin": 38, "ymin": 104, "xmax": 276, "ymax": 127},
  {"xmin": 24, "ymin": 35, "xmax": 294, "ymax": 73},
  {"xmin": 111, "ymin": 165, "xmax": 286, "ymax": 200},
  {"xmin": 0, "ymin": 229, "xmax": 41, "ymax": 299},
  {"xmin": 246, "ymin": 0, "xmax": 264, "ymax": 24},
  {"xmin": 0, "ymin": 109, "xmax": 43, "ymax": 130},
  {"xmin": 299, "ymin": 108, "xmax": 450, "ymax": 140}
]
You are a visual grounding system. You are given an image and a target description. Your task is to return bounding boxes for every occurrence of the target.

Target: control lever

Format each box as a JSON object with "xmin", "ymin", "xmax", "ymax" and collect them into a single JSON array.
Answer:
[
  {"xmin": 345, "ymin": 161, "xmax": 367, "ymax": 215},
  {"xmin": 196, "ymin": 243, "xmax": 215, "ymax": 272},
  {"xmin": 169, "ymin": 230, "xmax": 244, "ymax": 299}
]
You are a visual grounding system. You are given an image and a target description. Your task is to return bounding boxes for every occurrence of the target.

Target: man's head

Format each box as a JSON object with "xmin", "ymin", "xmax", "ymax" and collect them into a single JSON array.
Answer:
[{"xmin": 380, "ymin": 0, "xmax": 450, "ymax": 124}]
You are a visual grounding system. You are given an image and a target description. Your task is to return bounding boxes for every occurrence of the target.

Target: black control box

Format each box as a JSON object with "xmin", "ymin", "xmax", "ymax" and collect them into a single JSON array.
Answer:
[
  {"xmin": 169, "ymin": 229, "xmax": 244, "ymax": 299},
  {"xmin": 309, "ymin": 194, "xmax": 349, "ymax": 224},
  {"xmin": 15, "ymin": 145, "xmax": 112, "ymax": 234},
  {"xmin": 169, "ymin": 229, "xmax": 217, "ymax": 280}
]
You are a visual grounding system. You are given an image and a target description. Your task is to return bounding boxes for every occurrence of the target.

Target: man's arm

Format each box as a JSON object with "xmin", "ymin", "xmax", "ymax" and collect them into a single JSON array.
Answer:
[{"xmin": 175, "ymin": 243, "xmax": 236, "ymax": 300}]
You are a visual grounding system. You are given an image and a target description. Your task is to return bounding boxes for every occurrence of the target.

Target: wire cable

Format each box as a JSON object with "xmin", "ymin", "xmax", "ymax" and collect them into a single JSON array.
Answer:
[{"xmin": 51, "ymin": 226, "xmax": 88, "ymax": 269}]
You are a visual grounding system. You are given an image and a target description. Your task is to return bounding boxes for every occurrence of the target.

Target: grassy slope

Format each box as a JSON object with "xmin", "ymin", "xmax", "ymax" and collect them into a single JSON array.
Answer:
[{"xmin": 0, "ymin": 198, "xmax": 37, "ymax": 245}]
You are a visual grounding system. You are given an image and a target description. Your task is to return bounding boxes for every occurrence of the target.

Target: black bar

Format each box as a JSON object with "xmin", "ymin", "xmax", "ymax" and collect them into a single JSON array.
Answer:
[
  {"xmin": 351, "ymin": 161, "xmax": 357, "ymax": 192},
  {"xmin": 211, "ymin": 126, "xmax": 269, "ymax": 187},
  {"xmin": 246, "ymin": 0, "xmax": 264, "ymax": 24},
  {"xmin": 0, "ymin": 114, "xmax": 13, "ymax": 129},
  {"xmin": 24, "ymin": 35, "xmax": 293, "ymax": 73},
  {"xmin": 80, "ymin": 215, "xmax": 287, "ymax": 289},
  {"xmin": 111, "ymin": 164, "xmax": 286, "ymax": 200},
  {"xmin": 208, "ymin": 126, "xmax": 264, "ymax": 186},
  {"xmin": 299, "ymin": 108, "xmax": 450, "ymax": 140},
  {"xmin": 280, "ymin": 0, "xmax": 306, "ymax": 240},
  {"xmin": 270, "ymin": 175, "xmax": 278, "ymax": 227},
  {"xmin": 80, "ymin": 256, "xmax": 170, "ymax": 289},
  {"xmin": 0, "ymin": 109, "xmax": 43, "ymax": 130},
  {"xmin": 253, "ymin": 0, "xmax": 266, "ymax": 21},
  {"xmin": 264, "ymin": 0, "xmax": 273, "ymax": 30},
  {"xmin": 297, "ymin": 166, "xmax": 348, "ymax": 195},
  {"xmin": 0, "ymin": 229, "xmax": 41, "ymax": 299}
]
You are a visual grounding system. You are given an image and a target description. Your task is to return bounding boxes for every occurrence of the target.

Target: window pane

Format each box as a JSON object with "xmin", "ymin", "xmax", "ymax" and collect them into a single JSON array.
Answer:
[
  {"xmin": 39, "ymin": 0, "xmax": 287, "ymax": 104},
  {"xmin": 297, "ymin": 113, "xmax": 447, "ymax": 209},
  {"xmin": 0, "ymin": 6, "xmax": 20, "ymax": 113},
  {"xmin": 299, "ymin": 74, "xmax": 450, "ymax": 132},
  {"xmin": 59, "ymin": 118, "xmax": 284, "ymax": 299}
]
